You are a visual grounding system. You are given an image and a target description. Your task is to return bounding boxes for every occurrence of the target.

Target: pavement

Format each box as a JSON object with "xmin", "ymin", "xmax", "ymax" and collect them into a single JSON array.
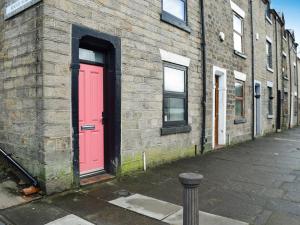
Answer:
[{"xmin": 1, "ymin": 127, "xmax": 300, "ymax": 225}]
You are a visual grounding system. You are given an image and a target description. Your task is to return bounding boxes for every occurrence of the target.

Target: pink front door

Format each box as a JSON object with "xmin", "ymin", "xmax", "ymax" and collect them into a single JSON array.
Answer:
[{"xmin": 79, "ymin": 64, "xmax": 104, "ymax": 175}]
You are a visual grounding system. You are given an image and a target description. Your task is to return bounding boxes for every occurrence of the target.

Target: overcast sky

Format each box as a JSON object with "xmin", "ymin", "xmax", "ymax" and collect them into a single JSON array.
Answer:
[{"xmin": 271, "ymin": 0, "xmax": 300, "ymax": 49}]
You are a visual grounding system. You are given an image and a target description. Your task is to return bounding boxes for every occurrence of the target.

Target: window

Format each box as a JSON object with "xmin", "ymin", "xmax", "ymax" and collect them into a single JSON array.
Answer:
[
  {"xmin": 163, "ymin": 0, "xmax": 186, "ymax": 21},
  {"xmin": 233, "ymin": 13, "xmax": 244, "ymax": 53},
  {"xmin": 294, "ymin": 65, "xmax": 297, "ymax": 86},
  {"xmin": 268, "ymin": 87, "xmax": 273, "ymax": 116},
  {"xmin": 266, "ymin": 40, "xmax": 273, "ymax": 69},
  {"xmin": 161, "ymin": 0, "xmax": 190, "ymax": 32},
  {"xmin": 265, "ymin": 3, "xmax": 272, "ymax": 23},
  {"xmin": 163, "ymin": 63, "xmax": 187, "ymax": 127},
  {"xmin": 235, "ymin": 80, "xmax": 245, "ymax": 119}
]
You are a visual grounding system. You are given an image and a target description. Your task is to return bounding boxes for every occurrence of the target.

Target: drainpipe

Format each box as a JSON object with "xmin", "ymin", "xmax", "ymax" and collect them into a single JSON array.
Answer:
[
  {"xmin": 199, "ymin": 0, "xmax": 207, "ymax": 153},
  {"xmin": 200, "ymin": 0, "xmax": 207, "ymax": 154},
  {"xmin": 274, "ymin": 16, "xmax": 279, "ymax": 131},
  {"xmin": 296, "ymin": 48, "xmax": 299, "ymax": 126},
  {"xmin": 250, "ymin": 0, "xmax": 255, "ymax": 140},
  {"xmin": 288, "ymin": 35, "xmax": 292, "ymax": 128}
]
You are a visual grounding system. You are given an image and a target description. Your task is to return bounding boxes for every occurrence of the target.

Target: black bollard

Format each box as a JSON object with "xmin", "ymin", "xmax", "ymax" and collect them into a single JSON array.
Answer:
[{"xmin": 179, "ymin": 173, "xmax": 203, "ymax": 225}]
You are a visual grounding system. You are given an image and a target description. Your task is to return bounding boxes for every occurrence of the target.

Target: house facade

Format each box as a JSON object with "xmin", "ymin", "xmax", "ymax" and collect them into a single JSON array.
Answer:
[{"xmin": 0, "ymin": 0, "xmax": 299, "ymax": 194}]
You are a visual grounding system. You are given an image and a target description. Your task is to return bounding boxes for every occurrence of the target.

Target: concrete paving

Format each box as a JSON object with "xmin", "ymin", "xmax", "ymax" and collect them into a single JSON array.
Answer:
[
  {"xmin": 109, "ymin": 194, "xmax": 181, "ymax": 220},
  {"xmin": 45, "ymin": 214, "xmax": 95, "ymax": 225},
  {"xmin": 0, "ymin": 180, "xmax": 27, "ymax": 209},
  {"xmin": 1, "ymin": 127, "xmax": 300, "ymax": 225},
  {"xmin": 110, "ymin": 194, "xmax": 248, "ymax": 225}
]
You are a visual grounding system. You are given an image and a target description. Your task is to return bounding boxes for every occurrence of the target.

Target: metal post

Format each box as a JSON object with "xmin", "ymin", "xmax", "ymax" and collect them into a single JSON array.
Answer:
[{"xmin": 179, "ymin": 173, "xmax": 203, "ymax": 225}]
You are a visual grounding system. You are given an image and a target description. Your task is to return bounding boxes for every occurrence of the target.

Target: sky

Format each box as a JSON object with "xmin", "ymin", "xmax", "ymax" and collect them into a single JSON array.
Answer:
[{"xmin": 271, "ymin": 0, "xmax": 300, "ymax": 50}]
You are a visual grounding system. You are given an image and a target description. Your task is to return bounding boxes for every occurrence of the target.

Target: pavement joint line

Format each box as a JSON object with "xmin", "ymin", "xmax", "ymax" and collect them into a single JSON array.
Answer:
[
  {"xmin": 109, "ymin": 193, "xmax": 249, "ymax": 225},
  {"xmin": 273, "ymin": 138, "xmax": 300, "ymax": 143}
]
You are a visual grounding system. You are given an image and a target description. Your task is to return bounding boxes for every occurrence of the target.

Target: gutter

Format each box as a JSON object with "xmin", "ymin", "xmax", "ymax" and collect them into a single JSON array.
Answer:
[
  {"xmin": 250, "ymin": 0, "xmax": 255, "ymax": 139},
  {"xmin": 200, "ymin": 0, "xmax": 207, "ymax": 154}
]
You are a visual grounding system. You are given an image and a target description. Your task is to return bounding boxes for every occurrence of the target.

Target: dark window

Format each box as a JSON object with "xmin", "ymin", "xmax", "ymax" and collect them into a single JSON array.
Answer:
[
  {"xmin": 268, "ymin": 87, "xmax": 273, "ymax": 116},
  {"xmin": 266, "ymin": 3, "xmax": 271, "ymax": 20},
  {"xmin": 235, "ymin": 80, "xmax": 245, "ymax": 119},
  {"xmin": 283, "ymin": 31, "xmax": 287, "ymax": 40},
  {"xmin": 233, "ymin": 13, "xmax": 244, "ymax": 53},
  {"xmin": 282, "ymin": 54, "xmax": 287, "ymax": 77},
  {"xmin": 161, "ymin": 0, "xmax": 190, "ymax": 32},
  {"xmin": 163, "ymin": 63, "xmax": 187, "ymax": 127},
  {"xmin": 266, "ymin": 40, "xmax": 273, "ymax": 69}
]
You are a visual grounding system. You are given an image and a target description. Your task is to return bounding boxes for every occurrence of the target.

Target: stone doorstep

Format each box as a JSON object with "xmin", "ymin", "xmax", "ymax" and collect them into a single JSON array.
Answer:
[
  {"xmin": 109, "ymin": 194, "xmax": 249, "ymax": 225},
  {"xmin": 44, "ymin": 214, "xmax": 94, "ymax": 225}
]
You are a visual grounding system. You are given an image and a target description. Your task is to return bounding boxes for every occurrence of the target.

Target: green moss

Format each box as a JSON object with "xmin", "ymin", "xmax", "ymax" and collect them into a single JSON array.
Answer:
[{"xmin": 120, "ymin": 146, "xmax": 196, "ymax": 175}]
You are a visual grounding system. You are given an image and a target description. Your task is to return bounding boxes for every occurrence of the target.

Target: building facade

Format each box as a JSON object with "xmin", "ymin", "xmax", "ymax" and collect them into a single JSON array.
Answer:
[{"xmin": 0, "ymin": 0, "xmax": 299, "ymax": 194}]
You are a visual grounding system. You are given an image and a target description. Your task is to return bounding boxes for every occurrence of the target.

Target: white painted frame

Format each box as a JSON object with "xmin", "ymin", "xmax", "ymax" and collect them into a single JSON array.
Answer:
[
  {"xmin": 212, "ymin": 66, "xmax": 227, "ymax": 149},
  {"xmin": 254, "ymin": 80, "xmax": 262, "ymax": 136}
]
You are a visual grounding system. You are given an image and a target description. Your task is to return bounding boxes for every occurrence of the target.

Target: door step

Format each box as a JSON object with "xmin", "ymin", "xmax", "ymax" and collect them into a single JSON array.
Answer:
[{"xmin": 80, "ymin": 173, "xmax": 114, "ymax": 186}]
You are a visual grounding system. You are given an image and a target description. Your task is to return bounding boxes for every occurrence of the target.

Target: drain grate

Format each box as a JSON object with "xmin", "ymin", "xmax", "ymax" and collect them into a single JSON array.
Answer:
[{"xmin": 114, "ymin": 189, "xmax": 131, "ymax": 197}]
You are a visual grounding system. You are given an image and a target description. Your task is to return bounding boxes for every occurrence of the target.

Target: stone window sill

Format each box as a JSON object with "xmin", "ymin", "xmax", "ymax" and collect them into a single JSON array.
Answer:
[
  {"xmin": 161, "ymin": 12, "xmax": 191, "ymax": 33},
  {"xmin": 234, "ymin": 118, "xmax": 247, "ymax": 124},
  {"xmin": 267, "ymin": 66, "xmax": 274, "ymax": 73},
  {"xmin": 161, "ymin": 125, "xmax": 192, "ymax": 136},
  {"xmin": 267, "ymin": 115, "xmax": 274, "ymax": 119},
  {"xmin": 234, "ymin": 50, "xmax": 247, "ymax": 59},
  {"xmin": 266, "ymin": 16, "xmax": 273, "ymax": 25}
]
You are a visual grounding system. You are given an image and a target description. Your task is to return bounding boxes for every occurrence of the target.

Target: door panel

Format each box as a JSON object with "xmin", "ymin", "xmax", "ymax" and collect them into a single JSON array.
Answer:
[{"xmin": 79, "ymin": 64, "xmax": 104, "ymax": 175}]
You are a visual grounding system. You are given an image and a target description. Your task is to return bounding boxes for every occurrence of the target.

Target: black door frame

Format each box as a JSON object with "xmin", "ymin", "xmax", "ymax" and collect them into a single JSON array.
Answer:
[{"xmin": 71, "ymin": 24, "xmax": 121, "ymax": 187}]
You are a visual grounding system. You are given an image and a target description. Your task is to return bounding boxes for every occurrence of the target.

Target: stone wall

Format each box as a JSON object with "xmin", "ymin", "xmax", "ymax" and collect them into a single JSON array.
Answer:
[
  {"xmin": 41, "ymin": 0, "xmax": 203, "ymax": 193},
  {"xmin": 0, "ymin": 1, "xmax": 45, "ymax": 183}
]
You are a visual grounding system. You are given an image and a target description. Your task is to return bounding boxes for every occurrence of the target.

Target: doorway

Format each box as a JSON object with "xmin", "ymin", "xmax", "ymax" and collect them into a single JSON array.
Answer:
[
  {"xmin": 71, "ymin": 25, "xmax": 121, "ymax": 186},
  {"xmin": 79, "ymin": 64, "xmax": 104, "ymax": 176},
  {"xmin": 212, "ymin": 66, "xmax": 227, "ymax": 149},
  {"xmin": 254, "ymin": 81, "xmax": 262, "ymax": 136}
]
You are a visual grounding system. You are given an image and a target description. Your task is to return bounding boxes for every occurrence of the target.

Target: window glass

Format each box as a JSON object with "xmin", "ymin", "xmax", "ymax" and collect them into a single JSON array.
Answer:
[
  {"xmin": 164, "ymin": 67, "xmax": 185, "ymax": 92},
  {"xmin": 79, "ymin": 48, "xmax": 104, "ymax": 64},
  {"xmin": 163, "ymin": 0, "xmax": 185, "ymax": 21},
  {"xmin": 233, "ymin": 15, "xmax": 242, "ymax": 34},
  {"xmin": 234, "ymin": 33, "xmax": 242, "ymax": 53},
  {"xmin": 266, "ymin": 41, "xmax": 272, "ymax": 68},
  {"xmin": 163, "ymin": 64, "xmax": 187, "ymax": 127},
  {"xmin": 233, "ymin": 14, "xmax": 243, "ymax": 53},
  {"xmin": 235, "ymin": 100, "xmax": 243, "ymax": 117},
  {"xmin": 164, "ymin": 98, "xmax": 185, "ymax": 122},
  {"xmin": 235, "ymin": 81, "xmax": 245, "ymax": 118},
  {"xmin": 235, "ymin": 82, "xmax": 243, "ymax": 97}
]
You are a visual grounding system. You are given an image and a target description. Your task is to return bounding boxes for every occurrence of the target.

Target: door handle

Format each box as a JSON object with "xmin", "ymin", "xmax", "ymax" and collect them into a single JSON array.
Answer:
[{"xmin": 81, "ymin": 125, "xmax": 96, "ymax": 130}]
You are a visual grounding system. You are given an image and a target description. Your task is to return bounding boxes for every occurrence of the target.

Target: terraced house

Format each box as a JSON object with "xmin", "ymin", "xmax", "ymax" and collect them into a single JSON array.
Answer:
[{"xmin": 0, "ymin": 0, "xmax": 299, "ymax": 194}]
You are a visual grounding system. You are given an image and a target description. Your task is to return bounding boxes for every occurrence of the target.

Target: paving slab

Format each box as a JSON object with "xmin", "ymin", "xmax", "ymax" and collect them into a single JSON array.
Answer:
[
  {"xmin": 45, "ymin": 214, "xmax": 94, "ymax": 225},
  {"xmin": 163, "ymin": 209, "xmax": 249, "ymax": 225},
  {"xmin": 0, "ymin": 180, "xmax": 26, "ymax": 209},
  {"xmin": 109, "ymin": 194, "xmax": 181, "ymax": 220}
]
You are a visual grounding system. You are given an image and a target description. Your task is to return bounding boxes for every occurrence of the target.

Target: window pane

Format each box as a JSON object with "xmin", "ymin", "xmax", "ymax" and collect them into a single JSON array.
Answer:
[
  {"xmin": 164, "ymin": 67, "xmax": 185, "ymax": 92},
  {"xmin": 235, "ymin": 100, "xmax": 243, "ymax": 117},
  {"xmin": 235, "ymin": 82, "xmax": 243, "ymax": 97},
  {"xmin": 79, "ymin": 48, "xmax": 104, "ymax": 64},
  {"xmin": 234, "ymin": 33, "xmax": 242, "ymax": 52},
  {"xmin": 233, "ymin": 15, "xmax": 242, "ymax": 34},
  {"xmin": 164, "ymin": 97, "xmax": 185, "ymax": 122},
  {"xmin": 163, "ymin": 0, "xmax": 185, "ymax": 20}
]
